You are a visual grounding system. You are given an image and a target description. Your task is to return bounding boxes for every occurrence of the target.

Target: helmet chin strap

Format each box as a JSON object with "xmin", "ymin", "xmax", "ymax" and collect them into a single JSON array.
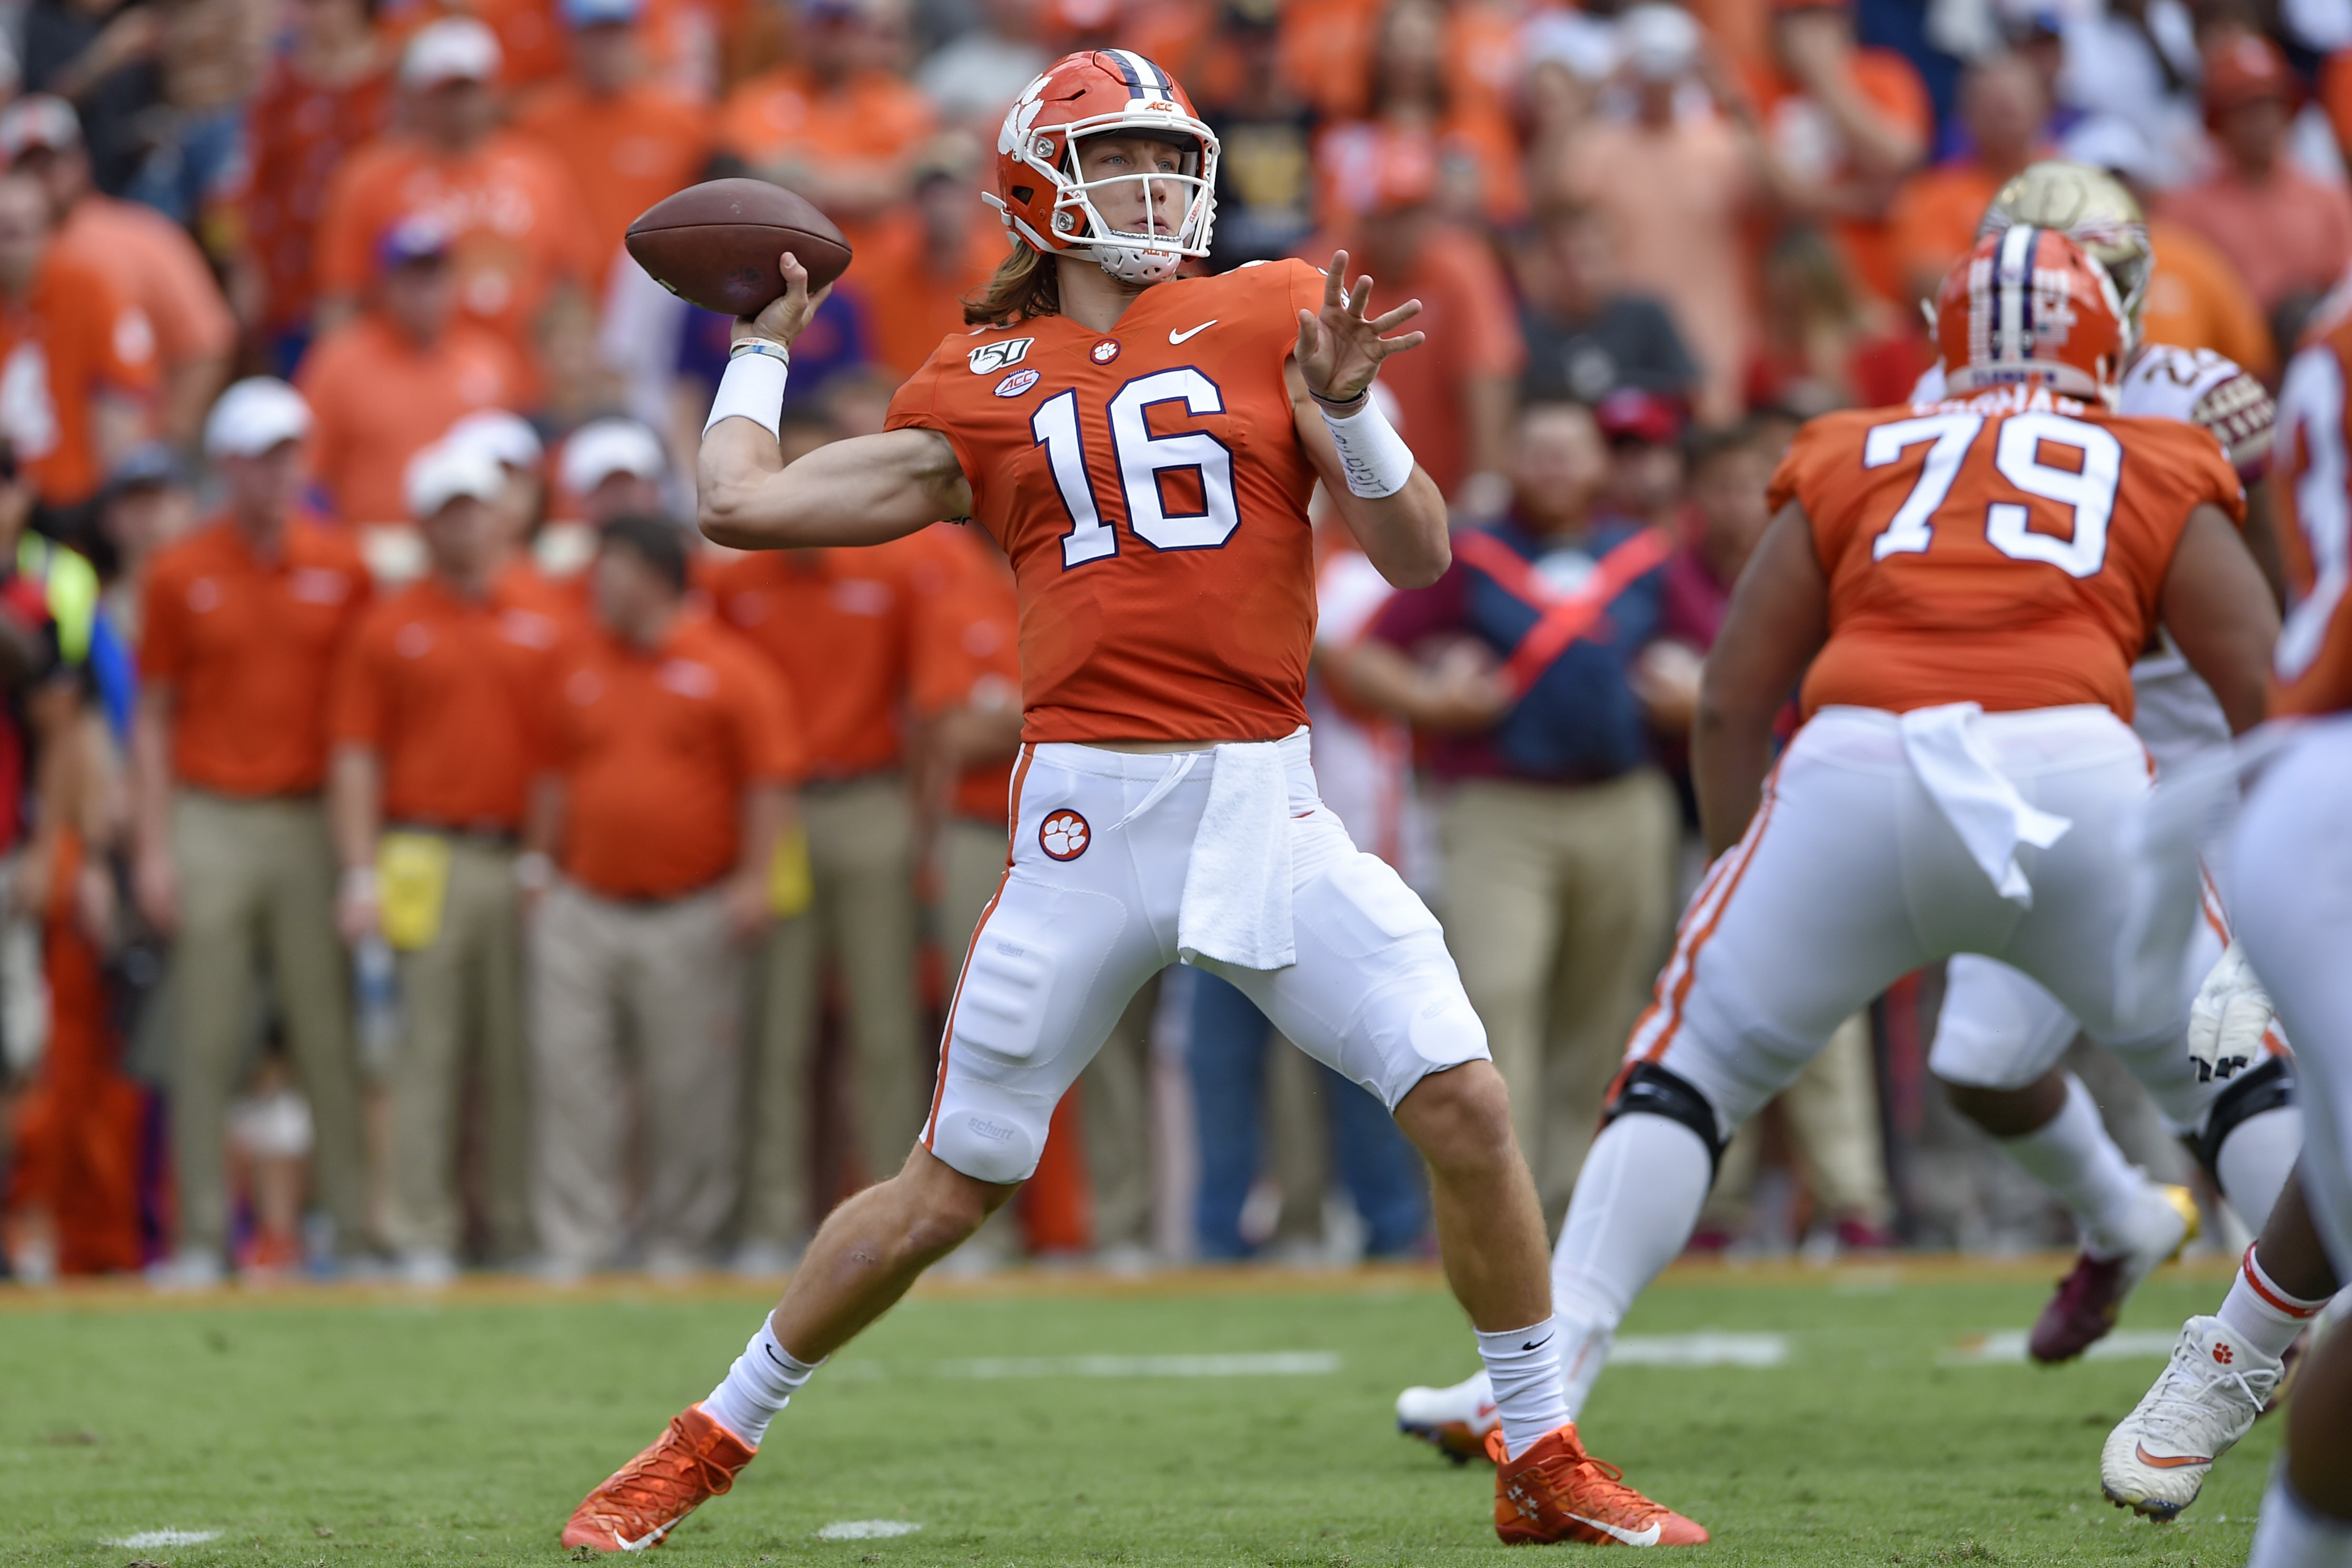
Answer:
[{"xmin": 1093, "ymin": 244, "xmax": 1183, "ymax": 284}]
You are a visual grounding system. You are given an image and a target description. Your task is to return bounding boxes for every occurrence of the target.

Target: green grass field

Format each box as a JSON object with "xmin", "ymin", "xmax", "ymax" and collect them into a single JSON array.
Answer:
[{"xmin": 0, "ymin": 1261, "xmax": 2276, "ymax": 1567}]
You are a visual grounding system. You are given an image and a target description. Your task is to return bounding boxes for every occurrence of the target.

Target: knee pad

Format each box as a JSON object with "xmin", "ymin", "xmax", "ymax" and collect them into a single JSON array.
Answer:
[
  {"xmin": 1603, "ymin": 1061, "xmax": 1727, "ymax": 1179},
  {"xmin": 2192, "ymin": 1055, "xmax": 2296, "ymax": 1186}
]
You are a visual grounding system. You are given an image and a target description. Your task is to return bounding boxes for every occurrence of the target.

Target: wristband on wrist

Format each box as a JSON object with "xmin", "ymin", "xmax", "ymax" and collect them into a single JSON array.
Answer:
[
  {"xmin": 730, "ymin": 337, "xmax": 791, "ymax": 365},
  {"xmin": 1317, "ymin": 392, "xmax": 1416, "ymax": 498},
  {"xmin": 705, "ymin": 347, "xmax": 790, "ymax": 440}
]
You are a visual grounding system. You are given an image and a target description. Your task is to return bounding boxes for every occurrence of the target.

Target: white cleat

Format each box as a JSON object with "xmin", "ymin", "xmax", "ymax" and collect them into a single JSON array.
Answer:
[
  {"xmin": 1396, "ymin": 1370, "xmax": 1498, "ymax": 1465},
  {"xmin": 2100, "ymin": 1315, "xmax": 2279, "ymax": 1520}
]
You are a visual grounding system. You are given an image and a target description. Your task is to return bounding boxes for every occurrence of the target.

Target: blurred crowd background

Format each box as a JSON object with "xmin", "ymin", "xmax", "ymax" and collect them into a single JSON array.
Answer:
[{"xmin": 0, "ymin": 0, "xmax": 2321, "ymax": 1285}]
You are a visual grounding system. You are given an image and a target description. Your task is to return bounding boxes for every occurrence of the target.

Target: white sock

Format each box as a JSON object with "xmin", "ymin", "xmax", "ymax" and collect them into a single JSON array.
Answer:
[
  {"xmin": 2216, "ymin": 1244, "xmax": 2330, "ymax": 1363},
  {"xmin": 1551, "ymin": 1112, "xmax": 1715, "ymax": 1419},
  {"xmin": 2214, "ymin": 1104, "xmax": 2302, "ymax": 1234},
  {"xmin": 1476, "ymin": 1321, "xmax": 1570, "ymax": 1461},
  {"xmin": 1994, "ymin": 1074, "xmax": 2146, "ymax": 1256},
  {"xmin": 701, "ymin": 1319, "xmax": 821, "ymax": 1447},
  {"xmin": 2248, "ymin": 1466, "xmax": 2352, "ymax": 1568}
]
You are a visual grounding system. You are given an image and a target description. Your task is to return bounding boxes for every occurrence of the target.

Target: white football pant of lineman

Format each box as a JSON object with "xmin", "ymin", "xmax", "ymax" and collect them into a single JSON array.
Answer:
[
  {"xmin": 927, "ymin": 729, "xmax": 1489, "ymax": 1183},
  {"xmin": 2235, "ymin": 715, "xmax": 2352, "ymax": 1568},
  {"xmin": 1931, "ymin": 653, "xmax": 2301, "ymax": 1242},
  {"xmin": 1547, "ymin": 705, "xmax": 2210, "ymax": 1418}
]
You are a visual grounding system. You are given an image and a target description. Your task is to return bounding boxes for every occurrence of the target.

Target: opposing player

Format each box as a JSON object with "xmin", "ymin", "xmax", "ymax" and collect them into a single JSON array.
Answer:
[
  {"xmin": 1419, "ymin": 228, "xmax": 2279, "ymax": 1483},
  {"xmin": 559, "ymin": 51, "xmax": 1704, "ymax": 1551},
  {"xmin": 2227, "ymin": 279, "xmax": 2352, "ymax": 1568}
]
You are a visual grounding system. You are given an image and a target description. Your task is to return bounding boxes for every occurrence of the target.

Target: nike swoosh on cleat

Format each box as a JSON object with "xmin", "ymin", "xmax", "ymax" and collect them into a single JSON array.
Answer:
[
  {"xmin": 2135, "ymin": 1443, "xmax": 2213, "ymax": 1470},
  {"xmin": 1568, "ymin": 1512, "xmax": 1662, "ymax": 1546},
  {"xmin": 1169, "ymin": 320, "xmax": 1217, "ymax": 344}
]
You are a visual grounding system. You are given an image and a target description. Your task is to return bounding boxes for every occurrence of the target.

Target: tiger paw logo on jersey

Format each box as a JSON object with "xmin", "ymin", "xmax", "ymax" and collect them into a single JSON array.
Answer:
[
  {"xmin": 1090, "ymin": 339, "xmax": 1120, "ymax": 364},
  {"xmin": 1039, "ymin": 809, "xmax": 1091, "ymax": 860}
]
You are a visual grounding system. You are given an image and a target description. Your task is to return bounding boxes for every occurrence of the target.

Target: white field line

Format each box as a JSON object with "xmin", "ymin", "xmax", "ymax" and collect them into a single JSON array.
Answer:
[
  {"xmin": 816, "ymin": 1520, "xmax": 922, "ymax": 1540},
  {"xmin": 1610, "ymin": 1332, "xmax": 1790, "ymax": 1367},
  {"xmin": 106, "ymin": 1531, "xmax": 222, "ymax": 1549},
  {"xmin": 1937, "ymin": 1329, "xmax": 2178, "ymax": 1365}
]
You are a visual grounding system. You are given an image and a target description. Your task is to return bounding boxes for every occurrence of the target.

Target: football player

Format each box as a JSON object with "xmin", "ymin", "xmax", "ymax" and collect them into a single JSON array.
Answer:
[
  {"xmin": 2220, "ymin": 281, "xmax": 2352, "ymax": 1568},
  {"xmin": 558, "ymin": 50, "xmax": 1705, "ymax": 1552},
  {"xmin": 1420, "ymin": 227, "xmax": 2280, "ymax": 1499}
]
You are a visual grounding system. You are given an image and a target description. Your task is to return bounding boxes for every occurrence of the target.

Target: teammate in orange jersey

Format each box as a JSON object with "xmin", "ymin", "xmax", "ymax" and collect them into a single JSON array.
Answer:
[
  {"xmin": 1513, "ymin": 228, "xmax": 2282, "ymax": 1456},
  {"xmin": 2222, "ymin": 291, "xmax": 2352, "ymax": 1568},
  {"xmin": 560, "ymin": 48, "xmax": 1702, "ymax": 1553}
]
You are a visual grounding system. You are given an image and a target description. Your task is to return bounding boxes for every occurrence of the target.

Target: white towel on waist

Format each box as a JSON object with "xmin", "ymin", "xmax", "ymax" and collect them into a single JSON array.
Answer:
[
  {"xmin": 1898, "ymin": 702, "xmax": 2072, "ymax": 906},
  {"xmin": 1178, "ymin": 741, "xmax": 1296, "ymax": 971}
]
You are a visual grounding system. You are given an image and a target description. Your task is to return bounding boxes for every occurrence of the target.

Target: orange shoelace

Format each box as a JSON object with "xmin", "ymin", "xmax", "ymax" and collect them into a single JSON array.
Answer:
[
  {"xmin": 597, "ymin": 1417, "xmax": 742, "ymax": 1520},
  {"xmin": 1529, "ymin": 1447, "xmax": 1653, "ymax": 1515}
]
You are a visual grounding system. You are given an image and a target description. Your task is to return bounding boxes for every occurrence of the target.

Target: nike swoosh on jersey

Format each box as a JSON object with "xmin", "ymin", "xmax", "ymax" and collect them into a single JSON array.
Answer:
[
  {"xmin": 1568, "ymin": 1512, "xmax": 1662, "ymax": 1546},
  {"xmin": 2135, "ymin": 1443, "xmax": 2213, "ymax": 1470},
  {"xmin": 1169, "ymin": 320, "xmax": 1217, "ymax": 344}
]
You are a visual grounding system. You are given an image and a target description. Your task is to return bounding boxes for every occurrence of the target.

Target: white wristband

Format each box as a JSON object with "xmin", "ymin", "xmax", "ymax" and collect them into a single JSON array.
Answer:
[
  {"xmin": 704, "ymin": 348, "xmax": 789, "ymax": 441},
  {"xmin": 1317, "ymin": 393, "xmax": 1416, "ymax": 498}
]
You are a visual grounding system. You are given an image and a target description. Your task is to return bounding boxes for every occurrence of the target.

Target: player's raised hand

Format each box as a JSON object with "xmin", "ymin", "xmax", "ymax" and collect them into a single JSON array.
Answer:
[
  {"xmin": 737, "ymin": 252, "xmax": 833, "ymax": 349},
  {"xmin": 1297, "ymin": 249, "xmax": 1425, "ymax": 407}
]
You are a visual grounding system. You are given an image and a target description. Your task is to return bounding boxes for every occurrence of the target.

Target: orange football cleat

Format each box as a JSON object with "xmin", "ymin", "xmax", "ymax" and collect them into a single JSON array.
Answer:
[
  {"xmin": 560, "ymin": 1404, "xmax": 755, "ymax": 1552},
  {"xmin": 1488, "ymin": 1425, "xmax": 1709, "ymax": 1547}
]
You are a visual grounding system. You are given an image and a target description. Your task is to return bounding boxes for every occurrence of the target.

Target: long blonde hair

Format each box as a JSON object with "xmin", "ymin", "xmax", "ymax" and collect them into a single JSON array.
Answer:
[{"xmin": 963, "ymin": 241, "xmax": 1061, "ymax": 326}]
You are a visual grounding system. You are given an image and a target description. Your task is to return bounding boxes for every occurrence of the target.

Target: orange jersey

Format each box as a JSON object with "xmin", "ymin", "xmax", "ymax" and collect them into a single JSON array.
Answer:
[
  {"xmin": 884, "ymin": 258, "xmax": 1326, "ymax": 745},
  {"xmin": 512, "ymin": 82, "xmax": 714, "ymax": 289},
  {"xmin": 908, "ymin": 524, "xmax": 1021, "ymax": 823},
  {"xmin": 0, "ymin": 251, "xmax": 158, "ymax": 506},
  {"xmin": 1768, "ymin": 387, "xmax": 2244, "ymax": 721},
  {"xmin": 2271, "ymin": 306, "xmax": 2352, "ymax": 715}
]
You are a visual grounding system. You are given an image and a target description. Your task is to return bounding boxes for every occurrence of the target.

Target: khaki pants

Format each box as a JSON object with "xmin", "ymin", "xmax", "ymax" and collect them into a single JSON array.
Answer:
[
  {"xmin": 532, "ymin": 881, "xmax": 742, "ymax": 1270},
  {"xmin": 741, "ymin": 776, "xmax": 922, "ymax": 1247},
  {"xmin": 384, "ymin": 836, "xmax": 531, "ymax": 1259},
  {"xmin": 938, "ymin": 814, "xmax": 1155, "ymax": 1250},
  {"xmin": 1702, "ymin": 1012, "xmax": 1893, "ymax": 1229},
  {"xmin": 167, "ymin": 792, "xmax": 366, "ymax": 1258},
  {"xmin": 1439, "ymin": 770, "xmax": 1678, "ymax": 1228}
]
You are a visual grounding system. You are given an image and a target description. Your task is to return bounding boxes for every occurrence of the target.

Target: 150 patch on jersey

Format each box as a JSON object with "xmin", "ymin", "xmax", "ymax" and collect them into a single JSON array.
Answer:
[{"xmin": 969, "ymin": 337, "xmax": 1034, "ymax": 374}]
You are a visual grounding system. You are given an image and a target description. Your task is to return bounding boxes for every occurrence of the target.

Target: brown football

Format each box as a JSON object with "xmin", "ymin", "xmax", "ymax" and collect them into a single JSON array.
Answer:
[{"xmin": 624, "ymin": 178, "xmax": 853, "ymax": 317}]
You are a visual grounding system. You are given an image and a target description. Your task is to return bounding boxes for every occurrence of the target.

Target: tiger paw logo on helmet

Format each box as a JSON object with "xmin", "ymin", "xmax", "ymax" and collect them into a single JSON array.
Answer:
[{"xmin": 1039, "ymin": 809, "xmax": 1091, "ymax": 861}]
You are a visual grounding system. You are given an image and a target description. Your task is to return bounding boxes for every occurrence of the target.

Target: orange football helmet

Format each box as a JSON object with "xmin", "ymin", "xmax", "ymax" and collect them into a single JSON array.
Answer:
[
  {"xmin": 1937, "ymin": 225, "xmax": 2128, "ymax": 405},
  {"xmin": 989, "ymin": 49, "xmax": 1219, "ymax": 285}
]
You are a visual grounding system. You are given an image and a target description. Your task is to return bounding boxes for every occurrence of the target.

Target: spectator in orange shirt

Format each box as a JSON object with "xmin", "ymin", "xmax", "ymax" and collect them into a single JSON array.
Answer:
[
  {"xmin": 0, "ymin": 172, "xmax": 156, "ymax": 512},
  {"xmin": 1296, "ymin": 129, "xmax": 1521, "ymax": 514},
  {"xmin": 720, "ymin": 0, "xmax": 938, "ymax": 255},
  {"xmin": 132, "ymin": 379, "xmax": 374, "ymax": 1284},
  {"xmin": 514, "ymin": 0, "xmax": 715, "ymax": 292},
  {"xmin": 328, "ymin": 442, "xmax": 561, "ymax": 1283},
  {"xmin": 2158, "ymin": 34, "xmax": 2352, "ymax": 332},
  {"xmin": 1747, "ymin": 0, "xmax": 1933, "ymax": 306},
  {"xmin": 314, "ymin": 18, "xmax": 600, "ymax": 403},
  {"xmin": 232, "ymin": 0, "xmax": 393, "ymax": 375},
  {"xmin": 1312, "ymin": 0, "xmax": 1523, "ymax": 230},
  {"xmin": 557, "ymin": 414, "xmax": 670, "ymax": 523},
  {"xmin": 844, "ymin": 134, "xmax": 1009, "ymax": 379},
  {"xmin": 1890, "ymin": 54, "xmax": 2048, "ymax": 305},
  {"xmin": 1, "ymin": 97, "xmax": 232, "ymax": 451},
  {"xmin": 300, "ymin": 217, "xmax": 532, "ymax": 527},
  {"xmin": 713, "ymin": 489, "xmax": 936, "ymax": 1261},
  {"xmin": 530, "ymin": 515, "xmax": 797, "ymax": 1275}
]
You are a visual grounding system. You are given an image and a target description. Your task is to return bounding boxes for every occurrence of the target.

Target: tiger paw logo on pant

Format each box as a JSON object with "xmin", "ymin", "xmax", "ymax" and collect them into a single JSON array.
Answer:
[{"xmin": 1039, "ymin": 809, "xmax": 1090, "ymax": 860}]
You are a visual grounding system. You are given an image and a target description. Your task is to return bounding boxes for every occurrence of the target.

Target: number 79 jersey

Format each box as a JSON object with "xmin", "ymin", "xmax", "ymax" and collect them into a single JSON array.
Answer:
[
  {"xmin": 885, "ymin": 258, "xmax": 1327, "ymax": 744},
  {"xmin": 1767, "ymin": 387, "xmax": 2245, "ymax": 722}
]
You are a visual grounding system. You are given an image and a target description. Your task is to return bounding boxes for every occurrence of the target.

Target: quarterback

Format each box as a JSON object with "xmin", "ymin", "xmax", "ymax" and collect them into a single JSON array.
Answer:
[{"xmin": 559, "ymin": 50, "xmax": 1703, "ymax": 1551}]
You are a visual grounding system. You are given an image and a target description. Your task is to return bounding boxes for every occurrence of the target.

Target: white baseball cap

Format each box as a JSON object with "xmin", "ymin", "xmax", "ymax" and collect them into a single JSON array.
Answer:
[
  {"xmin": 560, "ymin": 418, "xmax": 666, "ymax": 495},
  {"xmin": 405, "ymin": 441, "xmax": 507, "ymax": 521},
  {"xmin": 444, "ymin": 408, "xmax": 544, "ymax": 472},
  {"xmin": 0, "ymin": 94, "xmax": 81, "ymax": 161},
  {"xmin": 204, "ymin": 377, "xmax": 313, "ymax": 460},
  {"xmin": 401, "ymin": 17, "xmax": 503, "ymax": 89},
  {"xmin": 1619, "ymin": 4, "xmax": 1699, "ymax": 82}
]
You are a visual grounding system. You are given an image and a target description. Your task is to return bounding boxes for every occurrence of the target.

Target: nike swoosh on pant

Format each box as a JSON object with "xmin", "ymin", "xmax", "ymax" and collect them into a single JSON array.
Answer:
[
  {"xmin": 1568, "ymin": 1511, "xmax": 1662, "ymax": 1546},
  {"xmin": 1169, "ymin": 320, "xmax": 1216, "ymax": 344},
  {"xmin": 2135, "ymin": 1443, "xmax": 2213, "ymax": 1470}
]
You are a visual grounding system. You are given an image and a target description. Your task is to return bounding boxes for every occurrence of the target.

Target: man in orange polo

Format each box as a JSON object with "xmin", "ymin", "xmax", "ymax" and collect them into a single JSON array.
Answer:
[
  {"xmin": 514, "ymin": 0, "xmax": 714, "ymax": 292},
  {"xmin": 133, "ymin": 379, "xmax": 374, "ymax": 1284},
  {"xmin": 0, "ymin": 171, "xmax": 155, "ymax": 513},
  {"xmin": 718, "ymin": 0, "xmax": 935, "ymax": 256},
  {"xmin": 532, "ymin": 515, "xmax": 799, "ymax": 1276},
  {"xmin": 313, "ymin": 17, "xmax": 599, "ymax": 403},
  {"xmin": 714, "ymin": 498, "xmax": 934, "ymax": 1261},
  {"xmin": 843, "ymin": 133, "xmax": 1010, "ymax": 378},
  {"xmin": 328, "ymin": 441, "xmax": 566, "ymax": 1283}
]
